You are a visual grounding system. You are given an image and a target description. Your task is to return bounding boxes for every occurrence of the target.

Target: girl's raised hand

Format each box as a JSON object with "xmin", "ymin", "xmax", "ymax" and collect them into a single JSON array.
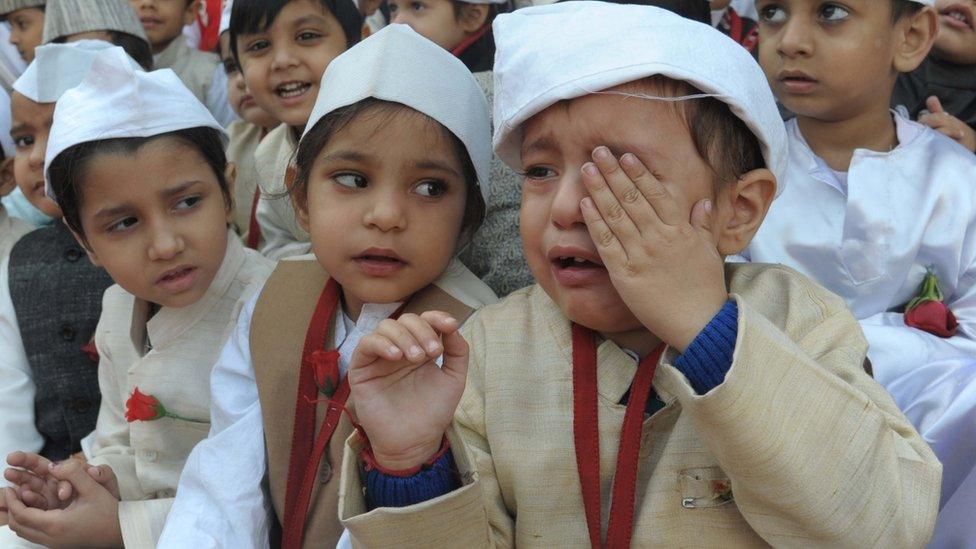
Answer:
[{"xmin": 348, "ymin": 311, "xmax": 468, "ymax": 471}]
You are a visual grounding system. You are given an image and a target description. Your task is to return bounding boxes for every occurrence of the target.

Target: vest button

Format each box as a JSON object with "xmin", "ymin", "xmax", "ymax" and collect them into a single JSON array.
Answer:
[
  {"xmin": 71, "ymin": 398, "xmax": 91, "ymax": 414},
  {"xmin": 60, "ymin": 324, "xmax": 76, "ymax": 341},
  {"xmin": 65, "ymin": 248, "xmax": 83, "ymax": 262}
]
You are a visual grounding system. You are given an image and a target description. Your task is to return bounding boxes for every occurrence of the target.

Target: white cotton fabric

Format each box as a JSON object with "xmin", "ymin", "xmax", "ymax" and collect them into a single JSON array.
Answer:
[
  {"xmin": 0, "ymin": 86, "xmax": 14, "ymax": 157},
  {"xmin": 218, "ymin": 0, "xmax": 232, "ymax": 36},
  {"xmin": 303, "ymin": 24, "xmax": 492, "ymax": 208},
  {"xmin": 44, "ymin": 47, "xmax": 226, "ymax": 199},
  {"xmin": 13, "ymin": 40, "xmax": 140, "ymax": 104},
  {"xmin": 491, "ymin": 1, "xmax": 788, "ymax": 195}
]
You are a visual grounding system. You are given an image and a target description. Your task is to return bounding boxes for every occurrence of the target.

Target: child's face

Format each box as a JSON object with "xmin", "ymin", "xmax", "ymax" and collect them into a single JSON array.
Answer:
[
  {"xmin": 219, "ymin": 33, "xmax": 279, "ymax": 129},
  {"xmin": 756, "ymin": 0, "xmax": 908, "ymax": 122},
  {"xmin": 74, "ymin": 137, "xmax": 231, "ymax": 308},
  {"xmin": 389, "ymin": 0, "xmax": 470, "ymax": 51},
  {"xmin": 6, "ymin": 7, "xmax": 45, "ymax": 63},
  {"xmin": 9, "ymin": 93, "xmax": 61, "ymax": 218},
  {"xmin": 128, "ymin": 0, "xmax": 198, "ymax": 54},
  {"xmin": 236, "ymin": 0, "xmax": 349, "ymax": 128},
  {"xmin": 518, "ymin": 88, "xmax": 720, "ymax": 335},
  {"xmin": 297, "ymin": 108, "xmax": 468, "ymax": 314},
  {"xmin": 932, "ymin": 0, "xmax": 976, "ymax": 64}
]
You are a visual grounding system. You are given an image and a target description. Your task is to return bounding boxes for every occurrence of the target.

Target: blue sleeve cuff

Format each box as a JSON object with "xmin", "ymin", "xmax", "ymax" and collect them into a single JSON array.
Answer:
[
  {"xmin": 363, "ymin": 449, "xmax": 460, "ymax": 510},
  {"xmin": 674, "ymin": 300, "xmax": 739, "ymax": 394}
]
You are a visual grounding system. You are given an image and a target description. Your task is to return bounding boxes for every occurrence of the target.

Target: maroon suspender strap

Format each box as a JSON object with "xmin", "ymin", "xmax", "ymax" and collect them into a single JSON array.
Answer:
[
  {"xmin": 572, "ymin": 324, "xmax": 665, "ymax": 549},
  {"xmin": 246, "ymin": 186, "xmax": 262, "ymax": 250}
]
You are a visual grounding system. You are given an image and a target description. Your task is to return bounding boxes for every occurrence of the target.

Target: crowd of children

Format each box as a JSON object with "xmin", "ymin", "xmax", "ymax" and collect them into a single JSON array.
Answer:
[{"xmin": 0, "ymin": 0, "xmax": 972, "ymax": 547}]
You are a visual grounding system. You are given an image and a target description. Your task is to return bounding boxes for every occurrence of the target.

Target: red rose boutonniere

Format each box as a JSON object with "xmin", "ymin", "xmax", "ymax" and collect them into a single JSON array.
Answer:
[
  {"xmin": 905, "ymin": 268, "xmax": 958, "ymax": 338},
  {"xmin": 309, "ymin": 349, "xmax": 341, "ymax": 397},
  {"xmin": 124, "ymin": 388, "xmax": 206, "ymax": 423}
]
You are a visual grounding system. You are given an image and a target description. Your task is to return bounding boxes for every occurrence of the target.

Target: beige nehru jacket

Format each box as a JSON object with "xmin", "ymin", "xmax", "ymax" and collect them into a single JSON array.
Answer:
[
  {"xmin": 152, "ymin": 35, "xmax": 218, "ymax": 105},
  {"xmin": 340, "ymin": 263, "xmax": 942, "ymax": 548},
  {"xmin": 253, "ymin": 123, "xmax": 310, "ymax": 260},
  {"xmin": 226, "ymin": 120, "xmax": 264, "ymax": 247},
  {"xmin": 89, "ymin": 234, "xmax": 272, "ymax": 548}
]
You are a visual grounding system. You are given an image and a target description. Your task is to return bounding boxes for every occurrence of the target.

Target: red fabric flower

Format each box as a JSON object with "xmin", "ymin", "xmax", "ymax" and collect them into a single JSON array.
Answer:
[
  {"xmin": 905, "ymin": 269, "xmax": 958, "ymax": 338},
  {"xmin": 81, "ymin": 341, "xmax": 99, "ymax": 363},
  {"xmin": 310, "ymin": 349, "xmax": 341, "ymax": 397},
  {"xmin": 125, "ymin": 388, "xmax": 166, "ymax": 422}
]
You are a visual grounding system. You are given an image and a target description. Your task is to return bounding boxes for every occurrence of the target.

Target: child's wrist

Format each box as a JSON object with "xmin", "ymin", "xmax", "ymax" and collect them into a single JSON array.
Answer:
[
  {"xmin": 364, "ymin": 437, "xmax": 449, "ymax": 474},
  {"xmin": 665, "ymin": 294, "xmax": 729, "ymax": 352}
]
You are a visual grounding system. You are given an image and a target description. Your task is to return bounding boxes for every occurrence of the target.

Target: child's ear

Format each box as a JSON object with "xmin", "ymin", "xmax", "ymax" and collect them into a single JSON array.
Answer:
[
  {"xmin": 457, "ymin": 3, "xmax": 490, "ymax": 34},
  {"xmin": 713, "ymin": 168, "xmax": 776, "ymax": 256},
  {"xmin": 224, "ymin": 162, "xmax": 237, "ymax": 220},
  {"xmin": 893, "ymin": 6, "xmax": 938, "ymax": 73},
  {"xmin": 183, "ymin": 0, "xmax": 201, "ymax": 27},
  {"xmin": 291, "ymin": 187, "xmax": 311, "ymax": 233},
  {"xmin": 64, "ymin": 219, "xmax": 101, "ymax": 266},
  {"xmin": 0, "ymin": 157, "xmax": 16, "ymax": 197},
  {"xmin": 358, "ymin": 0, "xmax": 383, "ymax": 17}
]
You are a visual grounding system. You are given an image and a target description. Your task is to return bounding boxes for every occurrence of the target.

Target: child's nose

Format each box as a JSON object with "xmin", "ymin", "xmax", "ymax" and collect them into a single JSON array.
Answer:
[
  {"xmin": 778, "ymin": 19, "xmax": 813, "ymax": 58},
  {"xmin": 364, "ymin": 191, "xmax": 407, "ymax": 232},
  {"xmin": 550, "ymin": 172, "xmax": 587, "ymax": 230},
  {"xmin": 147, "ymin": 222, "xmax": 185, "ymax": 261}
]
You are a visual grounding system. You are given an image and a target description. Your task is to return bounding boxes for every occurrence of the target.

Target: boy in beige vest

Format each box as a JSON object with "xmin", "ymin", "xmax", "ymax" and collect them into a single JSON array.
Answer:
[{"xmin": 339, "ymin": 3, "xmax": 943, "ymax": 547}]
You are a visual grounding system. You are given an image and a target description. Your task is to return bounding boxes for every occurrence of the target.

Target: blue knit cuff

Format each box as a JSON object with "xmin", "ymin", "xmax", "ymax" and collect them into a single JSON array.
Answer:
[
  {"xmin": 674, "ymin": 300, "xmax": 739, "ymax": 394},
  {"xmin": 363, "ymin": 449, "xmax": 460, "ymax": 510}
]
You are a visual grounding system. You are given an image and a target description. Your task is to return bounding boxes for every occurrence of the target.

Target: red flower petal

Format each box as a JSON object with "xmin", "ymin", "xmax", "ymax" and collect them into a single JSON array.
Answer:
[
  {"xmin": 125, "ymin": 388, "xmax": 163, "ymax": 422},
  {"xmin": 309, "ymin": 349, "xmax": 341, "ymax": 396},
  {"xmin": 905, "ymin": 300, "xmax": 958, "ymax": 338}
]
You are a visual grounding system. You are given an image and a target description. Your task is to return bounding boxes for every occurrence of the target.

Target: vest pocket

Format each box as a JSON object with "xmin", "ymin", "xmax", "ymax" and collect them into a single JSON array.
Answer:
[{"xmin": 678, "ymin": 467, "xmax": 734, "ymax": 509}]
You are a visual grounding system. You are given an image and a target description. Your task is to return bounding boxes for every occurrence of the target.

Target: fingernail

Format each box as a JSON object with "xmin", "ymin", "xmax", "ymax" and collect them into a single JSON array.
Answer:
[
  {"xmin": 388, "ymin": 346, "xmax": 400, "ymax": 356},
  {"xmin": 582, "ymin": 163, "xmax": 599, "ymax": 176},
  {"xmin": 443, "ymin": 316, "xmax": 457, "ymax": 325},
  {"xmin": 410, "ymin": 346, "xmax": 423, "ymax": 358},
  {"xmin": 621, "ymin": 153, "xmax": 638, "ymax": 166},
  {"xmin": 580, "ymin": 197, "xmax": 594, "ymax": 210},
  {"xmin": 593, "ymin": 147, "xmax": 610, "ymax": 160},
  {"xmin": 427, "ymin": 341, "xmax": 440, "ymax": 353}
]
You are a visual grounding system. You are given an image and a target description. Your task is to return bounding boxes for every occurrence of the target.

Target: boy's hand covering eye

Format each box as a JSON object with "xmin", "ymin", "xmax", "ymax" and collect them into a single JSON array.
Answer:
[
  {"xmin": 348, "ymin": 311, "xmax": 468, "ymax": 471},
  {"xmin": 579, "ymin": 147, "xmax": 729, "ymax": 351}
]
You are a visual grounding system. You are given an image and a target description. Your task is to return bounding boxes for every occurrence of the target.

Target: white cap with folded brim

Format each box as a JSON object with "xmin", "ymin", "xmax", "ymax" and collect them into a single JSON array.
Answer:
[
  {"xmin": 303, "ymin": 24, "xmax": 491, "ymax": 209},
  {"xmin": 13, "ymin": 40, "xmax": 142, "ymax": 103},
  {"xmin": 0, "ymin": 87, "xmax": 14, "ymax": 158},
  {"xmin": 493, "ymin": 1, "xmax": 789, "ymax": 195},
  {"xmin": 219, "ymin": 0, "xmax": 232, "ymax": 36},
  {"xmin": 45, "ymin": 47, "xmax": 227, "ymax": 200}
]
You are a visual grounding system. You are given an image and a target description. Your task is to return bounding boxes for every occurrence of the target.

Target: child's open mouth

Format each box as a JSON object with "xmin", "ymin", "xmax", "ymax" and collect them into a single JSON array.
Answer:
[
  {"xmin": 156, "ymin": 265, "xmax": 199, "ymax": 294},
  {"xmin": 940, "ymin": 4, "xmax": 975, "ymax": 31},
  {"xmin": 778, "ymin": 70, "xmax": 818, "ymax": 94},
  {"xmin": 549, "ymin": 248, "xmax": 608, "ymax": 287},
  {"xmin": 276, "ymin": 81, "xmax": 312, "ymax": 101},
  {"xmin": 354, "ymin": 248, "xmax": 407, "ymax": 277}
]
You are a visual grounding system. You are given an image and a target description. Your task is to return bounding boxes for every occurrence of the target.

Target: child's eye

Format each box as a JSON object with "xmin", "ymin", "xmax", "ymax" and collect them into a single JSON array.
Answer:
[
  {"xmin": 413, "ymin": 180, "xmax": 448, "ymax": 198},
  {"xmin": 818, "ymin": 4, "xmax": 849, "ymax": 22},
  {"xmin": 107, "ymin": 217, "xmax": 138, "ymax": 233},
  {"xmin": 222, "ymin": 59, "xmax": 240, "ymax": 75},
  {"xmin": 297, "ymin": 31, "xmax": 323, "ymax": 42},
  {"xmin": 410, "ymin": 1, "xmax": 425, "ymax": 11},
  {"xmin": 522, "ymin": 166, "xmax": 556, "ymax": 180},
  {"xmin": 334, "ymin": 173, "xmax": 368, "ymax": 189},
  {"xmin": 244, "ymin": 39, "xmax": 270, "ymax": 54},
  {"xmin": 174, "ymin": 196, "xmax": 202, "ymax": 211},
  {"xmin": 12, "ymin": 135, "xmax": 33, "ymax": 149},
  {"xmin": 758, "ymin": 4, "xmax": 787, "ymax": 24}
]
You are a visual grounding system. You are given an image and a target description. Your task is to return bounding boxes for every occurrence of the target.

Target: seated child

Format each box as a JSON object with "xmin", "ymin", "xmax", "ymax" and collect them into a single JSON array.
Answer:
[
  {"xmin": 893, "ymin": 0, "xmax": 976, "ymax": 152},
  {"xmin": 218, "ymin": 0, "xmax": 278, "ymax": 249},
  {"xmin": 0, "ymin": 0, "xmax": 45, "ymax": 63},
  {"xmin": 709, "ymin": 0, "xmax": 759, "ymax": 55},
  {"xmin": 42, "ymin": 0, "xmax": 154, "ymax": 70},
  {"xmin": 127, "ymin": 0, "xmax": 233, "ymax": 125},
  {"xmin": 338, "ymin": 3, "xmax": 942, "ymax": 547},
  {"xmin": 743, "ymin": 0, "xmax": 976, "ymax": 531},
  {"xmin": 2, "ymin": 47, "xmax": 272, "ymax": 547},
  {"xmin": 158, "ymin": 24, "xmax": 497, "ymax": 548},
  {"xmin": 229, "ymin": 0, "xmax": 363, "ymax": 260}
]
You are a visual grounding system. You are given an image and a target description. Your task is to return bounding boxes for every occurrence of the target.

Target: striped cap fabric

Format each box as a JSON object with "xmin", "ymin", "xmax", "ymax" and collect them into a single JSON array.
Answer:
[
  {"xmin": 0, "ymin": 0, "xmax": 45, "ymax": 18},
  {"xmin": 42, "ymin": 0, "xmax": 148, "ymax": 44}
]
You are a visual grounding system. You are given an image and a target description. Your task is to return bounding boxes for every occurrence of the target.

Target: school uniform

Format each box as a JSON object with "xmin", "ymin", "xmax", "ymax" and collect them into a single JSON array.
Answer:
[
  {"xmin": 457, "ymin": 71, "xmax": 533, "ymax": 297},
  {"xmin": 338, "ymin": 264, "xmax": 941, "ymax": 547},
  {"xmin": 893, "ymin": 56, "xmax": 976, "ymax": 134},
  {"xmin": 158, "ymin": 256, "xmax": 496, "ymax": 548},
  {"xmin": 226, "ymin": 120, "xmax": 265, "ymax": 249},
  {"xmin": 152, "ymin": 35, "xmax": 223, "ymax": 116},
  {"xmin": 86, "ymin": 233, "xmax": 272, "ymax": 548},
  {"xmin": 253, "ymin": 123, "xmax": 311, "ymax": 260},
  {"xmin": 744, "ymin": 113, "xmax": 976, "ymax": 536}
]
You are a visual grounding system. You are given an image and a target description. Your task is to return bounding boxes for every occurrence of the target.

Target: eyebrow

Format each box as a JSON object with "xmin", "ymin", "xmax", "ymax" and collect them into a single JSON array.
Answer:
[
  {"xmin": 320, "ymin": 150, "xmax": 462, "ymax": 178},
  {"xmin": 412, "ymin": 160, "xmax": 461, "ymax": 178},
  {"xmin": 521, "ymin": 136, "xmax": 559, "ymax": 157},
  {"xmin": 92, "ymin": 181, "xmax": 204, "ymax": 219},
  {"xmin": 9, "ymin": 125, "xmax": 24, "ymax": 138},
  {"xmin": 290, "ymin": 14, "xmax": 328, "ymax": 28}
]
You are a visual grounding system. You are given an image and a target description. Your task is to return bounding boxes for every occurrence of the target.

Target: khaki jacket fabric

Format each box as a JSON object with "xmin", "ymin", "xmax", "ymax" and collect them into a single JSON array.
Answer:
[
  {"xmin": 339, "ymin": 263, "xmax": 942, "ymax": 548},
  {"xmin": 226, "ymin": 120, "xmax": 265, "ymax": 248},
  {"xmin": 153, "ymin": 35, "xmax": 218, "ymax": 105},
  {"xmin": 88, "ymin": 234, "xmax": 273, "ymax": 548},
  {"xmin": 253, "ymin": 124, "xmax": 311, "ymax": 260}
]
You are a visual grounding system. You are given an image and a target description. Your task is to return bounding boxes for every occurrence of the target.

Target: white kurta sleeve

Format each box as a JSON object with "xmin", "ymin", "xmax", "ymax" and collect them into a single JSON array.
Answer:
[
  {"xmin": 158, "ymin": 294, "xmax": 272, "ymax": 549},
  {"xmin": 0, "ymin": 255, "xmax": 43, "ymax": 461}
]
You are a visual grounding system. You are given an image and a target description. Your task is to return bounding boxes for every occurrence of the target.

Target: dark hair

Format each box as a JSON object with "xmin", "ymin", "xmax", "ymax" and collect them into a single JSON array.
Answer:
[
  {"xmin": 628, "ymin": 76, "xmax": 765, "ymax": 187},
  {"xmin": 229, "ymin": 0, "xmax": 363, "ymax": 61},
  {"xmin": 891, "ymin": 0, "xmax": 924, "ymax": 21},
  {"xmin": 48, "ymin": 127, "xmax": 231, "ymax": 237},
  {"xmin": 51, "ymin": 31, "xmax": 154, "ymax": 70},
  {"xmin": 292, "ymin": 98, "xmax": 485, "ymax": 243},
  {"xmin": 449, "ymin": 0, "xmax": 511, "ymax": 23},
  {"xmin": 557, "ymin": 0, "xmax": 709, "ymax": 24}
]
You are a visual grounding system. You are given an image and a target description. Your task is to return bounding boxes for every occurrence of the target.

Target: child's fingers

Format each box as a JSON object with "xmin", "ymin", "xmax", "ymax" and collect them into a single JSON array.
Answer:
[
  {"xmin": 375, "ymin": 319, "xmax": 428, "ymax": 364},
  {"xmin": 6, "ymin": 452, "xmax": 52, "ymax": 477},
  {"xmin": 618, "ymin": 152, "xmax": 683, "ymax": 227},
  {"xmin": 4, "ymin": 488, "xmax": 56, "ymax": 546},
  {"xmin": 350, "ymin": 333, "xmax": 403, "ymax": 370},
  {"xmin": 590, "ymin": 148, "xmax": 657, "ymax": 232},
  {"xmin": 581, "ymin": 161, "xmax": 641, "ymax": 244},
  {"xmin": 19, "ymin": 489, "xmax": 49, "ymax": 511},
  {"xmin": 48, "ymin": 458, "xmax": 101, "ymax": 497},
  {"xmin": 690, "ymin": 198, "xmax": 717, "ymax": 246},
  {"xmin": 57, "ymin": 479, "xmax": 74, "ymax": 502},
  {"xmin": 396, "ymin": 313, "xmax": 443, "ymax": 356},
  {"xmin": 925, "ymin": 95, "xmax": 945, "ymax": 114},
  {"xmin": 580, "ymin": 196, "xmax": 627, "ymax": 265},
  {"xmin": 418, "ymin": 311, "xmax": 460, "ymax": 335},
  {"xmin": 439, "ymin": 329, "xmax": 469, "ymax": 380}
]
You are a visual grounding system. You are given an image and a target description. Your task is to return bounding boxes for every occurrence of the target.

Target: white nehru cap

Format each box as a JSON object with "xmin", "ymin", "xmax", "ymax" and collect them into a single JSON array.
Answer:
[
  {"xmin": 0, "ymin": 87, "xmax": 14, "ymax": 158},
  {"xmin": 45, "ymin": 47, "xmax": 226, "ymax": 200},
  {"xmin": 13, "ymin": 40, "xmax": 141, "ymax": 104},
  {"xmin": 219, "ymin": 0, "xmax": 232, "ymax": 36},
  {"xmin": 304, "ymin": 24, "xmax": 492, "ymax": 210},
  {"xmin": 492, "ymin": 1, "xmax": 789, "ymax": 195}
]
